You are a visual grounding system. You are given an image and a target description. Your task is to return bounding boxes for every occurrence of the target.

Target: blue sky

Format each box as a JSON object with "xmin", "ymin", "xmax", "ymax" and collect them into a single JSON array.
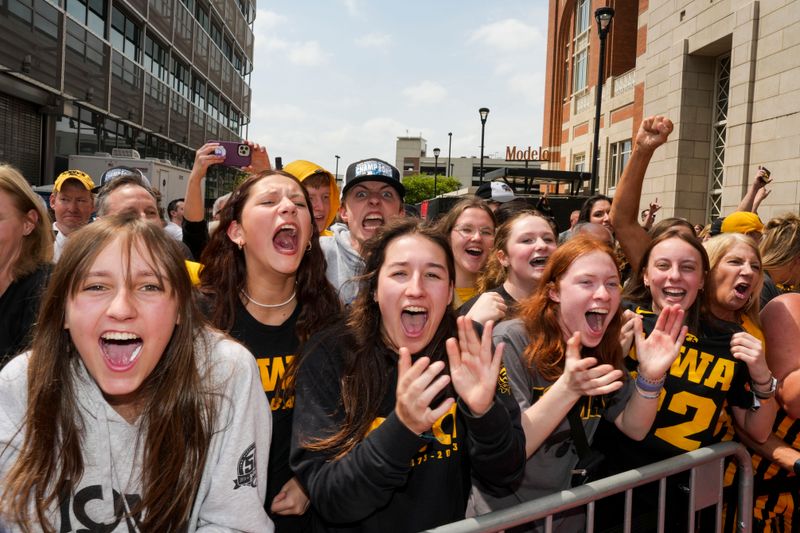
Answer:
[{"xmin": 247, "ymin": 0, "xmax": 549, "ymax": 174}]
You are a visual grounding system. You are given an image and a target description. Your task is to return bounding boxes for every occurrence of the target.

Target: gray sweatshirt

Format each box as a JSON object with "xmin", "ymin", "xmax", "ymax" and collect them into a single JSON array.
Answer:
[
  {"xmin": 0, "ymin": 330, "xmax": 274, "ymax": 532},
  {"xmin": 320, "ymin": 222, "xmax": 364, "ymax": 305}
]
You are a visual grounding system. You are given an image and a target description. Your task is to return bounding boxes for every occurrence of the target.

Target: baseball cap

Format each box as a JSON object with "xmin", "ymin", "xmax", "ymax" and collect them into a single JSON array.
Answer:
[
  {"xmin": 94, "ymin": 166, "xmax": 152, "ymax": 192},
  {"xmin": 476, "ymin": 181, "xmax": 515, "ymax": 203},
  {"xmin": 342, "ymin": 158, "xmax": 404, "ymax": 199},
  {"xmin": 721, "ymin": 211, "xmax": 764, "ymax": 235},
  {"xmin": 54, "ymin": 169, "xmax": 95, "ymax": 192}
]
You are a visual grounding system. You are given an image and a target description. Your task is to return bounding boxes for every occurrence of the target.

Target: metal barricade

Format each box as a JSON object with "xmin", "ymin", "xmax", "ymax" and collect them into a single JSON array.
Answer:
[{"xmin": 427, "ymin": 441, "xmax": 753, "ymax": 533}]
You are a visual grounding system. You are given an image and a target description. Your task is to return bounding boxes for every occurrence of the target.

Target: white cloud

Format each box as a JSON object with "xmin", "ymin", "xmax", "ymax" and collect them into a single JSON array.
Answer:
[
  {"xmin": 469, "ymin": 19, "xmax": 542, "ymax": 51},
  {"xmin": 254, "ymin": 9, "xmax": 287, "ymax": 31},
  {"xmin": 355, "ymin": 33, "xmax": 392, "ymax": 49},
  {"xmin": 288, "ymin": 41, "xmax": 328, "ymax": 66},
  {"xmin": 402, "ymin": 81, "xmax": 447, "ymax": 106},
  {"xmin": 342, "ymin": 0, "xmax": 362, "ymax": 16}
]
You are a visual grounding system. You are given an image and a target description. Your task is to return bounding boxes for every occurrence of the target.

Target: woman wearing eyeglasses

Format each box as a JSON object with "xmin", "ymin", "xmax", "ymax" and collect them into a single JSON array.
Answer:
[{"xmin": 434, "ymin": 198, "xmax": 497, "ymax": 310}]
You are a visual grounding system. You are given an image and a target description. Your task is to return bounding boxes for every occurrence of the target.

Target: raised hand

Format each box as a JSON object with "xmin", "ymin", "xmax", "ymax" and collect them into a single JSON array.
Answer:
[
  {"xmin": 191, "ymin": 142, "xmax": 226, "ymax": 178},
  {"xmin": 634, "ymin": 304, "xmax": 688, "ymax": 380},
  {"xmin": 395, "ymin": 348, "xmax": 453, "ymax": 435},
  {"xmin": 559, "ymin": 332, "xmax": 624, "ymax": 400},
  {"xmin": 242, "ymin": 140, "xmax": 271, "ymax": 174},
  {"xmin": 635, "ymin": 116, "xmax": 674, "ymax": 154},
  {"xmin": 464, "ymin": 292, "xmax": 507, "ymax": 325},
  {"xmin": 446, "ymin": 317, "xmax": 504, "ymax": 417},
  {"xmin": 649, "ymin": 198, "xmax": 662, "ymax": 216},
  {"xmin": 731, "ymin": 331, "xmax": 771, "ymax": 384},
  {"xmin": 619, "ymin": 309, "xmax": 639, "ymax": 355}
]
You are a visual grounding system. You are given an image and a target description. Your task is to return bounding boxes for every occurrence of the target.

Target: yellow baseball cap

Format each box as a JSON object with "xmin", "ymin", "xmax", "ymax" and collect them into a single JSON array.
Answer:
[
  {"xmin": 54, "ymin": 169, "xmax": 95, "ymax": 191},
  {"xmin": 720, "ymin": 211, "xmax": 764, "ymax": 235}
]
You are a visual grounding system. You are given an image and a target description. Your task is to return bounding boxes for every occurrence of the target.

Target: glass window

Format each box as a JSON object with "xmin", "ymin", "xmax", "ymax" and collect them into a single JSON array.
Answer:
[
  {"xmin": 575, "ymin": 0, "xmax": 590, "ymax": 35},
  {"xmin": 192, "ymin": 74, "xmax": 205, "ymax": 109},
  {"xmin": 573, "ymin": 153, "xmax": 586, "ymax": 173},
  {"xmin": 145, "ymin": 34, "xmax": 169, "ymax": 82},
  {"xmin": 608, "ymin": 139, "xmax": 632, "ymax": 189},
  {"xmin": 110, "ymin": 6, "xmax": 140, "ymax": 61},
  {"xmin": 66, "ymin": 0, "xmax": 105, "ymax": 36},
  {"xmin": 210, "ymin": 21, "xmax": 222, "ymax": 48},
  {"xmin": 195, "ymin": 3, "xmax": 209, "ymax": 33},
  {"xmin": 223, "ymin": 38, "xmax": 233, "ymax": 61},
  {"xmin": 171, "ymin": 56, "xmax": 190, "ymax": 99}
]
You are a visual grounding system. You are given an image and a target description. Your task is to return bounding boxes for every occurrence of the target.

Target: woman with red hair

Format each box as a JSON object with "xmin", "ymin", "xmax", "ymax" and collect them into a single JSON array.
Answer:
[{"xmin": 469, "ymin": 235, "xmax": 687, "ymax": 532}]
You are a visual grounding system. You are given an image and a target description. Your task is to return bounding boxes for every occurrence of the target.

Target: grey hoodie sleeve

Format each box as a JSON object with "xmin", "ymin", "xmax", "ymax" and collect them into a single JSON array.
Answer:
[
  {"xmin": 0, "ymin": 354, "xmax": 29, "ymax": 485},
  {"xmin": 191, "ymin": 336, "xmax": 274, "ymax": 533}
]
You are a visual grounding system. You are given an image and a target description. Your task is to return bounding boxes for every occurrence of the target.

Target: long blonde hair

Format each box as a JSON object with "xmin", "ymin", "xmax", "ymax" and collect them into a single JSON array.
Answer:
[{"xmin": 0, "ymin": 164, "xmax": 53, "ymax": 276}]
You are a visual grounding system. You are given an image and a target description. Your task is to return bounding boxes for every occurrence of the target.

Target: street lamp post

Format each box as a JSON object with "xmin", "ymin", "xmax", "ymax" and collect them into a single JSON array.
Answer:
[
  {"xmin": 433, "ymin": 147, "xmax": 441, "ymax": 197},
  {"xmin": 479, "ymin": 107, "xmax": 489, "ymax": 184},
  {"xmin": 447, "ymin": 132, "xmax": 452, "ymax": 178},
  {"xmin": 334, "ymin": 154, "xmax": 340, "ymax": 183},
  {"xmin": 590, "ymin": 7, "xmax": 615, "ymax": 195}
]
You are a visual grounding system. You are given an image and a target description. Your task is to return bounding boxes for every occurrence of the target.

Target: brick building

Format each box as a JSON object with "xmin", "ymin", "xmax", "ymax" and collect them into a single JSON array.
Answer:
[{"xmin": 542, "ymin": 0, "xmax": 800, "ymax": 223}]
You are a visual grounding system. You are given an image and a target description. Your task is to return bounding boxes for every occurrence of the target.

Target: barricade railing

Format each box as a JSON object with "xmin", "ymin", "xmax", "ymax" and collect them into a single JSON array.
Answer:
[{"xmin": 427, "ymin": 441, "xmax": 752, "ymax": 533}]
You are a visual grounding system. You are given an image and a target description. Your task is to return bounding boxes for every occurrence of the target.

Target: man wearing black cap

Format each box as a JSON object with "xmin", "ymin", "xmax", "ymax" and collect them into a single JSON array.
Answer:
[{"xmin": 321, "ymin": 158, "xmax": 405, "ymax": 304}]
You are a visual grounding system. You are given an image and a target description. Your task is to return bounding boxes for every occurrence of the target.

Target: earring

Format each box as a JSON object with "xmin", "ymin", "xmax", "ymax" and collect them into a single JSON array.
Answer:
[
  {"xmin": 237, "ymin": 241, "xmax": 243, "ymax": 251},
  {"xmin": 306, "ymin": 241, "xmax": 312, "ymax": 253}
]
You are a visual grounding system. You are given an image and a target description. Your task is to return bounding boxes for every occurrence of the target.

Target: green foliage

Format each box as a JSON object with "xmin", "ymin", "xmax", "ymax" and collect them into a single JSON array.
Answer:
[{"xmin": 402, "ymin": 173, "xmax": 462, "ymax": 204}]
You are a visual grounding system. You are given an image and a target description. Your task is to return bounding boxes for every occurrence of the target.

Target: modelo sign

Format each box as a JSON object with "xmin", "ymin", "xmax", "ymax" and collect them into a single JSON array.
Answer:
[{"xmin": 505, "ymin": 146, "xmax": 551, "ymax": 161}]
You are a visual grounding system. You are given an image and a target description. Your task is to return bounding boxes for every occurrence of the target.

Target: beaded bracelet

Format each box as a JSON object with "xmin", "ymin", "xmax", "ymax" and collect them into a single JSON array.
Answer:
[{"xmin": 635, "ymin": 372, "xmax": 666, "ymax": 393}]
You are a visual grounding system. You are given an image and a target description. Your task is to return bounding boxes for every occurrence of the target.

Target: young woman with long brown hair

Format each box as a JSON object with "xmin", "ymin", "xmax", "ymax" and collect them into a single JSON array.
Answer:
[
  {"xmin": 469, "ymin": 235, "xmax": 687, "ymax": 532},
  {"xmin": 193, "ymin": 149, "xmax": 341, "ymax": 532},
  {"xmin": 0, "ymin": 215, "xmax": 272, "ymax": 532},
  {"xmin": 290, "ymin": 218, "xmax": 525, "ymax": 532}
]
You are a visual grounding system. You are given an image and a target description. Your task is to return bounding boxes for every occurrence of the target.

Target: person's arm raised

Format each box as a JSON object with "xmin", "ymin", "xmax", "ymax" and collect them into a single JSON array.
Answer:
[{"xmin": 609, "ymin": 116, "xmax": 673, "ymax": 273}]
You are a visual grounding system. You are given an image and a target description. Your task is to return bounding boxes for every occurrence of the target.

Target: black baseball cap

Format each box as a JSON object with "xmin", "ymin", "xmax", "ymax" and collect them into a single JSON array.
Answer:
[{"xmin": 342, "ymin": 158, "xmax": 405, "ymax": 199}]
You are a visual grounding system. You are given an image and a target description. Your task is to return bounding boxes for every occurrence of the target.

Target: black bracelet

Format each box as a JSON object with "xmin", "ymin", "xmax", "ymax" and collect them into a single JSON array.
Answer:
[{"xmin": 794, "ymin": 458, "xmax": 800, "ymax": 477}]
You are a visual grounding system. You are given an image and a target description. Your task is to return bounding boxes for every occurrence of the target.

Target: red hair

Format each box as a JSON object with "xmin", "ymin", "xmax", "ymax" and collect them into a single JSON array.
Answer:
[{"xmin": 518, "ymin": 236, "xmax": 624, "ymax": 381}]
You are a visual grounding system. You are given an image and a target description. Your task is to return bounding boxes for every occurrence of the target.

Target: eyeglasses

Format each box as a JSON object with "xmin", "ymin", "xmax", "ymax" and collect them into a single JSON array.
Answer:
[{"xmin": 453, "ymin": 225, "xmax": 494, "ymax": 239}]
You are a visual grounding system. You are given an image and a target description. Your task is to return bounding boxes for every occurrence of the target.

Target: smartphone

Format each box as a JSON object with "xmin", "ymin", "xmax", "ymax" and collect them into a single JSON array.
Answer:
[
  {"xmin": 210, "ymin": 141, "xmax": 252, "ymax": 168},
  {"xmin": 758, "ymin": 165, "xmax": 771, "ymax": 183}
]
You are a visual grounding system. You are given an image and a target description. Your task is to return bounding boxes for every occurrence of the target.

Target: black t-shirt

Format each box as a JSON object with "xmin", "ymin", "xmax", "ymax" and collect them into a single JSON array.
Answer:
[
  {"xmin": 458, "ymin": 285, "xmax": 518, "ymax": 318},
  {"xmin": 596, "ymin": 305, "xmax": 753, "ymax": 471},
  {"xmin": 0, "ymin": 263, "xmax": 50, "ymax": 368},
  {"xmin": 228, "ymin": 300, "xmax": 307, "ymax": 532},
  {"xmin": 291, "ymin": 325, "xmax": 526, "ymax": 532}
]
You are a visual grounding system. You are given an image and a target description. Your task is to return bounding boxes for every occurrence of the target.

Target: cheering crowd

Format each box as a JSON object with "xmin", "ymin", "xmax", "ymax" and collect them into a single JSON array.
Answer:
[{"xmin": 0, "ymin": 115, "xmax": 798, "ymax": 532}]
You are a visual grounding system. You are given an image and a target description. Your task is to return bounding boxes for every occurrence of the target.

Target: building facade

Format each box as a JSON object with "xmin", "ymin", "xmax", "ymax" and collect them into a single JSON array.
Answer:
[
  {"xmin": 0, "ymin": 0, "xmax": 255, "ymax": 198},
  {"xmin": 542, "ymin": 0, "xmax": 800, "ymax": 223}
]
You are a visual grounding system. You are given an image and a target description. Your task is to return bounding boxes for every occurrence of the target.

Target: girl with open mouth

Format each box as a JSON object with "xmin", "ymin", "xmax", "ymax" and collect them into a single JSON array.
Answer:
[
  {"xmin": 0, "ymin": 215, "xmax": 272, "ymax": 531},
  {"xmin": 593, "ymin": 231, "xmax": 777, "ymax": 531},
  {"xmin": 469, "ymin": 235, "xmax": 687, "ymax": 532},
  {"xmin": 290, "ymin": 218, "xmax": 526, "ymax": 532},
  {"xmin": 196, "ymin": 165, "xmax": 341, "ymax": 532},
  {"xmin": 461, "ymin": 210, "xmax": 559, "ymax": 325},
  {"xmin": 435, "ymin": 198, "xmax": 497, "ymax": 310}
]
